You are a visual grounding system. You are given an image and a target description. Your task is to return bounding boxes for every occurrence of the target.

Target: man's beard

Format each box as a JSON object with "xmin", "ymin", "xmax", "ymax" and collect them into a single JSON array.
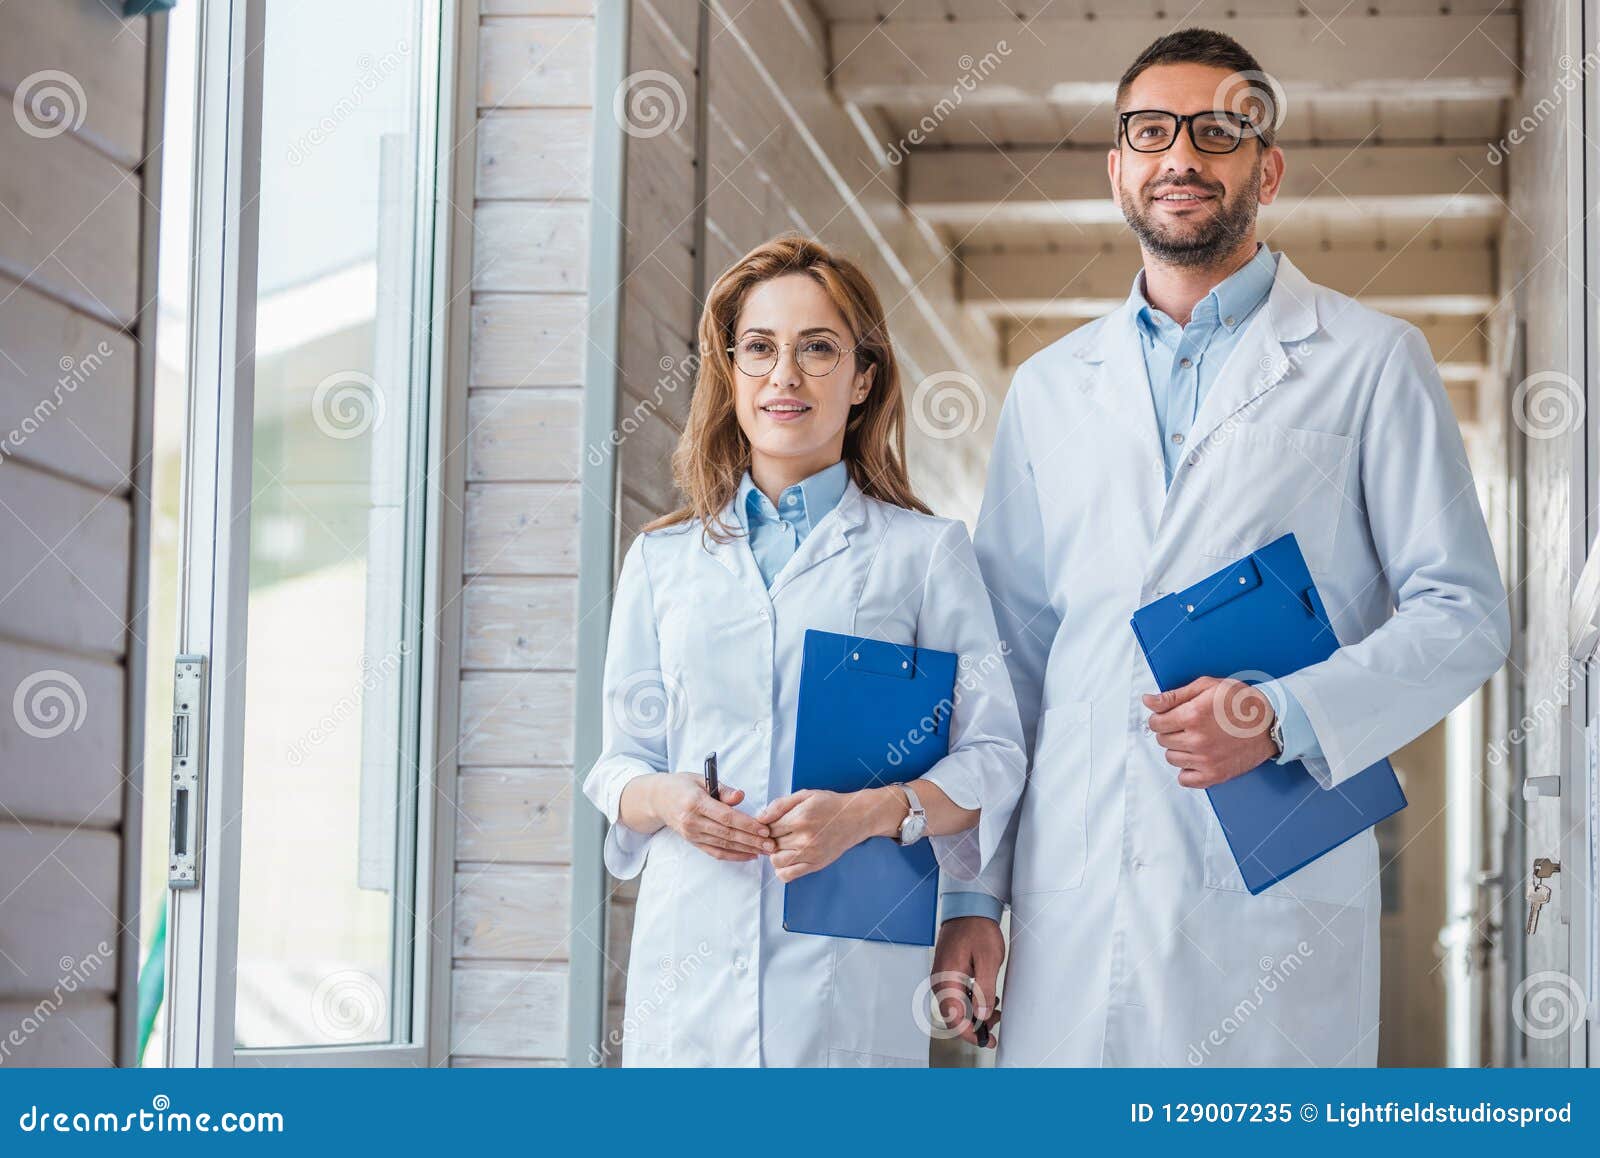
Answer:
[{"xmin": 1119, "ymin": 167, "xmax": 1261, "ymax": 268}]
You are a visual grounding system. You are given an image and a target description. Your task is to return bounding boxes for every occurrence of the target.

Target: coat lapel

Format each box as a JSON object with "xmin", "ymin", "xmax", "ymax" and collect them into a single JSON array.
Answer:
[
  {"xmin": 1071, "ymin": 300, "xmax": 1168, "ymax": 547},
  {"xmin": 767, "ymin": 478, "xmax": 867, "ymax": 600},
  {"xmin": 701, "ymin": 494, "xmax": 772, "ymax": 607},
  {"xmin": 1073, "ymin": 298, "xmax": 1164, "ymax": 459},
  {"xmin": 1180, "ymin": 251, "xmax": 1321, "ymax": 456}
]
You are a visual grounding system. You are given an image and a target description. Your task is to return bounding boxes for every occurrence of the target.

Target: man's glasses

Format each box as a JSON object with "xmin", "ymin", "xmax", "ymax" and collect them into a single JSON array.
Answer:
[
  {"xmin": 727, "ymin": 334, "xmax": 857, "ymax": 377},
  {"xmin": 1118, "ymin": 109, "xmax": 1262, "ymax": 155}
]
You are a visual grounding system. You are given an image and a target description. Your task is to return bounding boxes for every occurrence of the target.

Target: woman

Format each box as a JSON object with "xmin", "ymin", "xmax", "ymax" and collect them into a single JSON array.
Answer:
[{"xmin": 582, "ymin": 235, "xmax": 1025, "ymax": 1066}]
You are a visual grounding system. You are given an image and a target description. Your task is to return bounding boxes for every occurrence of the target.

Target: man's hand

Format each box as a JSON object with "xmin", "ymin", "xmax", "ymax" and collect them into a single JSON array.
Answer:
[
  {"xmin": 1142, "ymin": 676, "xmax": 1279, "ymax": 788},
  {"xmin": 931, "ymin": 916, "xmax": 1005, "ymax": 1049}
]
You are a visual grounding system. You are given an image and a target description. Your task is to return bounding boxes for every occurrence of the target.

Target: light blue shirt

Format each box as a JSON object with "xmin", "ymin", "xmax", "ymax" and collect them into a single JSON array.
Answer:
[
  {"xmin": 735, "ymin": 460, "xmax": 849, "ymax": 586},
  {"xmin": 942, "ymin": 245, "xmax": 1322, "ymax": 925}
]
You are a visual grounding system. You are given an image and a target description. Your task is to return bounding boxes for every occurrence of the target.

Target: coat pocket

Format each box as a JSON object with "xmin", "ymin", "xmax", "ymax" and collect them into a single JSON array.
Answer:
[
  {"xmin": 1197, "ymin": 423, "xmax": 1352, "ymax": 576},
  {"xmin": 1011, "ymin": 700, "xmax": 1092, "ymax": 895}
]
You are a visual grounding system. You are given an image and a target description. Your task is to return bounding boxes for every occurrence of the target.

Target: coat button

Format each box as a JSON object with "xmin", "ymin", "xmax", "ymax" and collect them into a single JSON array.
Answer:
[{"xmin": 733, "ymin": 954, "xmax": 748, "ymax": 973}]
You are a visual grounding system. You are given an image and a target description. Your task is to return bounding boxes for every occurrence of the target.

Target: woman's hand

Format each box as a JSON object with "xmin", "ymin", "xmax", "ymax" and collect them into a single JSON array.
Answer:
[
  {"xmin": 621, "ymin": 772, "xmax": 776, "ymax": 862},
  {"xmin": 758, "ymin": 787, "xmax": 904, "ymax": 882}
]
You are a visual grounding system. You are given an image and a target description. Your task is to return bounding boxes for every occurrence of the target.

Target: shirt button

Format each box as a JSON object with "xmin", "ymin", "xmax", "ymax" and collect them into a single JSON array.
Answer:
[
  {"xmin": 753, "ymin": 719, "xmax": 767, "ymax": 734},
  {"xmin": 1179, "ymin": 357, "xmax": 1192, "ymax": 368},
  {"xmin": 1188, "ymin": 453, "xmax": 1200, "ymax": 468},
  {"xmin": 758, "ymin": 608, "xmax": 770, "ymax": 621},
  {"xmin": 734, "ymin": 954, "xmax": 748, "ymax": 973},
  {"xmin": 784, "ymin": 494, "xmax": 797, "ymax": 506},
  {"xmin": 1224, "ymin": 315, "xmax": 1236, "ymax": 326},
  {"xmin": 1171, "ymin": 433, "xmax": 1184, "ymax": 445}
]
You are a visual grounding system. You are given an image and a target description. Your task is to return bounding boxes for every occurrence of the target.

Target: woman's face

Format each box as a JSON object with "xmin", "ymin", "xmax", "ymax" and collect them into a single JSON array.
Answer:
[{"xmin": 729, "ymin": 273, "xmax": 874, "ymax": 480}]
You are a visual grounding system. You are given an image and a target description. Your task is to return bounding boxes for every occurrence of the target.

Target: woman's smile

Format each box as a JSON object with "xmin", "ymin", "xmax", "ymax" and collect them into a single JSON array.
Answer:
[{"xmin": 759, "ymin": 396, "xmax": 814, "ymax": 422}]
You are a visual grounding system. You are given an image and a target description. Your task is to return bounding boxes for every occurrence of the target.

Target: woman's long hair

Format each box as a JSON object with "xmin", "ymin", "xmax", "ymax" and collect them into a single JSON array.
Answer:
[{"xmin": 644, "ymin": 234, "xmax": 930, "ymax": 542}]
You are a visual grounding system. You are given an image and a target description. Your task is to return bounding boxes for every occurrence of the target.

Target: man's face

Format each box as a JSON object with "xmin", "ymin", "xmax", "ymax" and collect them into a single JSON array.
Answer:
[{"xmin": 1108, "ymin": 62, "xmax": 1284, "ymax": 267}]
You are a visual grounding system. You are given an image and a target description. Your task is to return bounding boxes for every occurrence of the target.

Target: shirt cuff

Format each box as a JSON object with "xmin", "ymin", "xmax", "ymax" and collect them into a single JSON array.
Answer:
[
  {"xmin": 940, "ymin": 891, "xmax": 1004, "ymax": 923},
  {"xmin": 1255, "ymin": 679, "xmax": 1323, "ymax": 765}
]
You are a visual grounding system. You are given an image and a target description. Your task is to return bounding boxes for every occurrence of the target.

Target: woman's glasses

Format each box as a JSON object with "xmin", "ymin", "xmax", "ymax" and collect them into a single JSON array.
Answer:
[{"xmin": 728, "ymin": 334, "xmax": 857, "ymax": 377}]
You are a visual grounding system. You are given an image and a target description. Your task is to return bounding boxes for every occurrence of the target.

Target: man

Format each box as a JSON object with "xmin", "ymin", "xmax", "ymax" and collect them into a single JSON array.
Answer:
[{"xmin": 932, "ymin": 28, "xmax": 1509, "ymax": 1066}]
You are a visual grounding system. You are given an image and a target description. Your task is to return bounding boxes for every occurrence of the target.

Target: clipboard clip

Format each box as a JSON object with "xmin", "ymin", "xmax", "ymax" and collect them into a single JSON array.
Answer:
[
  {"xmin": 845, "ymin": 640, "xmax": 920, "ymax": 680},
  {"xmin": 1182, "ymin": 557, "xmax": 1263, "ymax": 620}
]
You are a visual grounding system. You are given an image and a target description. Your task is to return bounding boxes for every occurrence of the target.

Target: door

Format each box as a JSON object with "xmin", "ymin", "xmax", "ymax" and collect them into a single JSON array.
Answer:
[{"xmin": 162, "ymin": 0, "xmax": 450, "ymax": 1067}]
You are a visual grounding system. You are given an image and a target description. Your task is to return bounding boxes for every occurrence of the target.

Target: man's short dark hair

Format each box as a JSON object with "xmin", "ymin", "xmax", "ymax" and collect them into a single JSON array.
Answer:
[{"xmin": 1115, "ymin": 27, "xmax": 1279, "ymax": 148}]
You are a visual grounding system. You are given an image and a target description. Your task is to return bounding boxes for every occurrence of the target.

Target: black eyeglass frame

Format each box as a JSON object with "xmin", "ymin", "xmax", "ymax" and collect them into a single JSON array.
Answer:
[{"xmin": 1117, "ymin": 109, "xmax": 1266, "ymax": 155}]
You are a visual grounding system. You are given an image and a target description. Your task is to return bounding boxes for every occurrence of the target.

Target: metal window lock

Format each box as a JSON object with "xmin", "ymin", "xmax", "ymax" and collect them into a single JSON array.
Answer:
[{"xmin": 169, "ymin": 655, "xmax": 209, "ymax": 889}]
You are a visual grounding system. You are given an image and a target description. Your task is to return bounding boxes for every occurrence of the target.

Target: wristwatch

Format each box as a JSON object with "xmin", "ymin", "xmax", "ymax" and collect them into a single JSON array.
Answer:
[
  {"xmin": 893, "ymin": 783, "xmax": 927, "ymax": 846},
  {"xmin": 1268, "ymin": 713, "xmax": 1285, "ymax": 759}
]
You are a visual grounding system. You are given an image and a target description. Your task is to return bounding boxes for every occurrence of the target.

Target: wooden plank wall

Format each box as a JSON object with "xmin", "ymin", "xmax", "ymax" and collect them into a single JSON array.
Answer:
[
  {"xmin": 0, "ymin": 2, "xmax": 154, "ymax": 1067},
  {"xmin": 447, "ymin": 0, "xmax": 595, "ymax": 1065}
]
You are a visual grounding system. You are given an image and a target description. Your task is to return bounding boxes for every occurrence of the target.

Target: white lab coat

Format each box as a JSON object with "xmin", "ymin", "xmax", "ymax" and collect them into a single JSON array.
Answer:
[
  {"xmin": 967, "ymin": 253, "xmax": 1510, "ymax": 1067},
  {"xmin": 583, "ymin": 481, "xmax": 1026, "ymax": 1066}
]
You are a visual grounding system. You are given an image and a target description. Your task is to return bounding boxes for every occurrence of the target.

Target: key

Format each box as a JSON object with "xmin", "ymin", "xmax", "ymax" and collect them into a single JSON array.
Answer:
[
  {"xmin": 1526, "ymin": 881, "xmax": 1551, "ymax": 935},
  {"xmin": 1525, "ymin": 856, "xmax": 1562, "ymax": 935}
]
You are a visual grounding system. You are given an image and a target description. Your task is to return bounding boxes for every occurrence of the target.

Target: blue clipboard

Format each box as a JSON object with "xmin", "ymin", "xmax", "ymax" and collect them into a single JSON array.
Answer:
[
  {"xmin": 1129, "ymin": 534, "xmax": 1407, "ymax": 895},
  {"xmin": 781, "ymin": 629, "xmax": 957, "ymax": 946}
]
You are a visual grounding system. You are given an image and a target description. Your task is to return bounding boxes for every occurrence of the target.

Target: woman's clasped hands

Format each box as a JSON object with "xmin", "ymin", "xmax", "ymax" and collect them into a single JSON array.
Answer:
[{"xmin": 624, "ymin": 772, "xmax": 900, "ymax": 880}]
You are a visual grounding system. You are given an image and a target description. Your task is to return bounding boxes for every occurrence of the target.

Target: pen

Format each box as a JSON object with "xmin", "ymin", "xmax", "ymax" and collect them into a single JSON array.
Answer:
[{"xmin": 703, "ymin": 751, "xmax": 718, "ymax": 800}]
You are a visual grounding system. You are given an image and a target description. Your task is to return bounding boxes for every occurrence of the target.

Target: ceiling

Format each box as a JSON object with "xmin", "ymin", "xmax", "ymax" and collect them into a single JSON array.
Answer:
[{"xmin": 815, "ymin": 0, "xmax": 1519, "ymax": 422}]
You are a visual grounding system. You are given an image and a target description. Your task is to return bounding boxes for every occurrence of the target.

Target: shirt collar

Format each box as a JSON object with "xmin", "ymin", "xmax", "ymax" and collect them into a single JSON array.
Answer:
[
  {"xmin": 1132, "ymin": 242, "xmax": 1278, "ymax": 340},
  {"xmin": 737, "ymin": 460, "xmax": 850, "ymax": 532}
]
